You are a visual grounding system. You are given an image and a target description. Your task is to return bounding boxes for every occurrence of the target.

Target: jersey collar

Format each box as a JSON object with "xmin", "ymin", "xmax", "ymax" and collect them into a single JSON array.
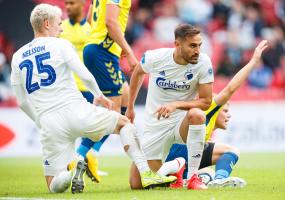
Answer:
[{"xmin": 69, "ymin": 17, "xmax": 86, "ymax": 26}]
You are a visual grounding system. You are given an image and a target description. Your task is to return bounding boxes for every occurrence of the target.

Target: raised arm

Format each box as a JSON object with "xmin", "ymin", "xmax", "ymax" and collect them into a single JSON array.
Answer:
[
  {"xmin": 214, "ymin": 40, "xmax": 268, "ymax": 105},
  {"xmin": 105, "ymin": 3, "xmax": 138, "ymax": 71},
  {"xmin": 126, "ymin": 64, "xmax": 146, "ymax": 123}
]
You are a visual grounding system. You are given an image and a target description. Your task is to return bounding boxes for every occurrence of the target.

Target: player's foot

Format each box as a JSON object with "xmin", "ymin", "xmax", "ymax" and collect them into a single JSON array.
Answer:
[
  {"xmin": 169, "ymin": 164, "xmax": 186, "ymax": 188},
  {"xmin": 207, "ymin": 177, "xmax": 246, "ymax": 188},
  {"xmin": 85, "ymin": 150, "xmax": 101, "ymax": 183},
  {"xmin": 71, "ymin": 160, "xmax": 87, "ymax": 194},
  {"xmin": 140, "ymin": 170, "xmax": 177, "ymax": 189},
  {"xmin": 187, "ymin": 174, "xmax": 208, "ymax": 190}
]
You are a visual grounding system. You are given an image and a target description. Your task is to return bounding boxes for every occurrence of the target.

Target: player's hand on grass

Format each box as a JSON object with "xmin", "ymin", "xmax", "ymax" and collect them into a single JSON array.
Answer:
[
  {"xmin": 94, "ymin": 95, "xmax": 114, "ymax": 110},
  {"xmin": 251, "ymin": 40, "xmax": 268, "ymax": 64},
  {"xmin": 126, "ymin": 107, "xmax": 135, "ymax": 123},
  {"xmin": 155, "ymin": 103, "xmax": 177, "ymax": 120}
]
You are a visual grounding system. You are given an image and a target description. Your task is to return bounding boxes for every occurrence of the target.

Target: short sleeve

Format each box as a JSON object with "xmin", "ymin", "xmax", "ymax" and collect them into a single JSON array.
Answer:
[
  {"xmin": 107, "ymin": 0, "xmax": 123, "ymax": 7},
  {"xmin": 10, "ymin": 56, "xmax": 21, "ymax": 85},
  {"xmin": 199, "ymin": 55, "xmax": 214, "ymax": 84},
  {"xmin": 140, "ymin": 51, "xmax": 154, "ymax": 73}
]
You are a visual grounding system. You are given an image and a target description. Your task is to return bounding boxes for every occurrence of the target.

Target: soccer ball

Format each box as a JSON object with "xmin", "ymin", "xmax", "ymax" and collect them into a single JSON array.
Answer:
[{"xmin": 198, "ymin": 167, "xmax": 215, "ymax": 185}]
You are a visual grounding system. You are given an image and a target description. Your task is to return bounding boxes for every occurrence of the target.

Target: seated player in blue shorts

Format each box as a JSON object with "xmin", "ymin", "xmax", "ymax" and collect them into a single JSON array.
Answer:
[{"xmin": 161, "ymin": 40, "xmax": 268, "ymax": 188}]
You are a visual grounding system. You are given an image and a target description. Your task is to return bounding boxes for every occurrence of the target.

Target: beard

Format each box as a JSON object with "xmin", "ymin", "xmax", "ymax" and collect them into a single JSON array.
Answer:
[
  {"xmin": 189, "ymin": 60, "xmax": 198, "ymax": 64},
  {"xmin": 185, "ymin": 55, "xmax": 199, "ymax": 64}
]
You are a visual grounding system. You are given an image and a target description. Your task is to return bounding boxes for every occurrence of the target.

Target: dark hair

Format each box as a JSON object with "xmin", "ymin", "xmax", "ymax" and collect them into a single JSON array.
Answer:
[{"xmin": 174, "ymin": 24, "xmax": 200, "ymax": 40}]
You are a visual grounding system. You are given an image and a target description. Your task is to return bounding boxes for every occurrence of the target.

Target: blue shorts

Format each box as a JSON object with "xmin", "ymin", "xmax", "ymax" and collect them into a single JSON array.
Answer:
[
  {"xmin": 83, "ymin": 44, "xmax": 126, "ymax": 97},
  {"xmin": 81, "ymin": 91, "xmax": 94, "ymax": 103}
]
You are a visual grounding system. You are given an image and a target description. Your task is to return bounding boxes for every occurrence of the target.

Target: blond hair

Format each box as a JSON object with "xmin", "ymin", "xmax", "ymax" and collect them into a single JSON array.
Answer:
[{"xmin": 30, "ymin": 4, "xmax": 62, "ymax": 33}]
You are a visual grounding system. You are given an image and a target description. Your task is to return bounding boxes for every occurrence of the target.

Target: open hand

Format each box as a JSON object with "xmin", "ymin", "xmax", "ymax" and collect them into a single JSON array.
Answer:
[
  {"xmin": 251, "ymin": 40, "xmax": 268, "ymax": 64},
  {"xmin": 94, "ymin": 95, "xmax": 113, "ymax": 110},
  {"xmin": 126, "ymin": 52, "xmax": 139, "ymax": 72},
  {"xmin": 126, "ymin": 107, "xmax": 136, "ymax": 123},
  {"xmin": 155, "ymin": 103, "xmax": 177, "ymax": 120}
]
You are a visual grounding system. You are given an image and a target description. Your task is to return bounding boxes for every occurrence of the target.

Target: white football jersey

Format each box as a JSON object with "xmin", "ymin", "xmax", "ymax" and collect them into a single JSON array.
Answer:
[
  {"xmin": 141, "ymin": 48, "xmax": 214, "ymax": 130},
  {"xmin": 11, "ymin": 37, "xmax": 85, "ymax": 117}
]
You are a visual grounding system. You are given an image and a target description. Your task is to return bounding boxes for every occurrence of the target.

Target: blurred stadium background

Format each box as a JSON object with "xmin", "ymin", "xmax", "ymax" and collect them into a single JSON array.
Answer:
[{"xmin": 0, "ymin": 0, "xmax": 285, "ymax": 158}]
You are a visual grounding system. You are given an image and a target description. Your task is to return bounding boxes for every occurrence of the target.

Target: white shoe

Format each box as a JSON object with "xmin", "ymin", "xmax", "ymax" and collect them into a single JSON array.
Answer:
[
  {"xmin": 208, "ymin": 177, "xmax": 246, "ymax": 188},
  {"xmin": 71, "ymin": 160, "xmax": 87, "ymax": 193}
]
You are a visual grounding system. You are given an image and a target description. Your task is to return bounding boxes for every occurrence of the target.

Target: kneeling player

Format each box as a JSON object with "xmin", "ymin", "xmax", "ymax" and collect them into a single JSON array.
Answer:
[
  {"xmin": 11, "ymin": 4, "xmax": 176, "ymax": 194},
  {"xmin": 129, "ymin": 40, "xmax": 268, "ymax": 189}
]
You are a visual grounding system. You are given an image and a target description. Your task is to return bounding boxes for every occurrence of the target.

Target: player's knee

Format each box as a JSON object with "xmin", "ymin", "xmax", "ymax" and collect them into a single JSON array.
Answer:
[
  {"xmin": 129, "ymin": 178, "xmax": 143, "ymax": 190},
  {"xmin": 46, "ymin": 176, "xmax": 53, "ymax": 192},
  {"xmin": 129, "ymin": 163, "xmax": 143, "ymax": 190},
  {"xmin": 48, "ymin": 176, "xmax": 70, "ymax": 193},
  {"xmin": 222, "ymin": 145, "xmax": 240, "ymax": 157},
  {"xmin": 228, "ymin": 145, "xmax": 240, "ymax": 157},
  {"xmin": 115, "ymin": 115, "xmax": 131, "ymax": 133},
  {"xmin": 187, "ymin": 108, "xmax": 206, "ymax": 124}
]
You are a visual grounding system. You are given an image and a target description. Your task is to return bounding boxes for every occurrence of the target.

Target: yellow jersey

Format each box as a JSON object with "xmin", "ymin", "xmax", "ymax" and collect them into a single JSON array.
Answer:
[
  {"xmin": 205, "ymin": 99, "xmax": 223, "ymax": 142},
  {"xmin": 60, "ymin": 18, "xmax": 91, "ymax": 91},
  {"xmin": 87, "ymin": 0, "xmax": 131, "ymax": 57}
]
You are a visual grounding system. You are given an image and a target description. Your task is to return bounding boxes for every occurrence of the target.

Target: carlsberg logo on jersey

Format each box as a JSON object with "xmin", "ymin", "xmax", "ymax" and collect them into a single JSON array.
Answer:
[{"xmin": 156, "ymin": 77, "xmax": 191, "ymax": 91}]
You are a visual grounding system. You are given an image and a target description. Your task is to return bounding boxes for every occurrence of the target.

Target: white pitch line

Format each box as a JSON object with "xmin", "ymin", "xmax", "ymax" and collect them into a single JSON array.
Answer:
[{"xmin": 0, "ymin": 197, "xmax": 79, "ymax": 200}]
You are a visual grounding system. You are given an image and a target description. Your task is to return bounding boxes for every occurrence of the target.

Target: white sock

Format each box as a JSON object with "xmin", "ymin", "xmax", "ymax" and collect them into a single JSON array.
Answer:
[
  {"xmin": 157, "ymin": 157, "xmax": 186, "ymax": 176},
  {"xmin": 120, "ymin": 123, "xmax": 150, "ymax": 173},
  {"xmin": 75, "ymin": 154, "xmax": 85, "ymax": 162},
  {"xmin": 187, "ymin": 124, "xmax": 206, "ymax": 179},
  {"xmin": 49, "ymin": 171, "xmax": 72, "ymax": 193}
]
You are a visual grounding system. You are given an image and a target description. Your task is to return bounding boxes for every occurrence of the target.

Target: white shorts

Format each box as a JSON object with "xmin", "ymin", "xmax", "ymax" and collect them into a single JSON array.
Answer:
[
  {"xmin": 141, "ymin": 113, "xmax": 186, "ymax": 161},
  {"xmin": 39, "ymin": 101, "xmax": 120, "ymax": 176}
]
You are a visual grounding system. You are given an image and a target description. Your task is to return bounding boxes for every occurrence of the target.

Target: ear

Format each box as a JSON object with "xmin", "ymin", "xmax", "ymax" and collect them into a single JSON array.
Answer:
[
  {"xmin": 174, "ymin": 39, "xmax": 180, "ymax": 48},
  {"xmin": 43, "ymin": 19, "xmax": 49, "ymax": 30}
]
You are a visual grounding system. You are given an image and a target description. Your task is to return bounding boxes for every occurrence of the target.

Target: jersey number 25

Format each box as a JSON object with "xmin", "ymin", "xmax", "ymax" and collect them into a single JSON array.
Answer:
[{"xmin": 19, "ymin": 52, "xmax": 56, "ymax": 94}]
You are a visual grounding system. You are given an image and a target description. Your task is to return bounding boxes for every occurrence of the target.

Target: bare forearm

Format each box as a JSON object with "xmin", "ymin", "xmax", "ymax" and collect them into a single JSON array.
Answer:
[
  {"xmin": 215, "ymin": 59, "xmax": 256, "ymax": 105},
  {"xmin": 174, "ymin": 97, "xmax": 212, "ymax": 111},
  {"xmin": 227, "ymin": 59, "xmax": 256, "ymax": 94},
  {"xmin": 128, "ymin": 71, "xmax": 145, "ymax": 109},
  {"xmin": 215, "ymin": 40, "xmax": 268, "ymax": 105},
  {"xmin": 106, "ymin": 20, "xmax": 132, "ymax": 54}
]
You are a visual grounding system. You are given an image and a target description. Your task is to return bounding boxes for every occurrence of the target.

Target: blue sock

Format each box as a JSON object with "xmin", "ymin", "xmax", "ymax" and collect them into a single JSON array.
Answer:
[
  {"xmin": 121, "ymin": 106, "xmax": 127, "ymax": 115},
  {"xmin": 93, "ymin": 135, "xmax": 110, "ymax": 151},
  {"xmin": 215, "ymin": 152, "xmax": 239, "ymax": 179},
  {"xmin": 77, "ymin": 138, "xmax": 95, "ymax": 158}
]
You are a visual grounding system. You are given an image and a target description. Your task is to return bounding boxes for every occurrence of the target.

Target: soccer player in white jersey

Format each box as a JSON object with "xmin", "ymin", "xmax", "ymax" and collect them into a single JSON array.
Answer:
[
  {"xmin": 10, "ymin": 4, "xmax": 176, "ymax": 194},
  {"xmin": 126, "ymin": 24, "xmax": 214, "ymax": 190}
]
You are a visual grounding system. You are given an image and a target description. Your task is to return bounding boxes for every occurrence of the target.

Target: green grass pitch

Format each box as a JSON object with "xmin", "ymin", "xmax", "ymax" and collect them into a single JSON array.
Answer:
[{"xmin": 0, "ymin": 153, "xmax": 285, "ymax": 200}]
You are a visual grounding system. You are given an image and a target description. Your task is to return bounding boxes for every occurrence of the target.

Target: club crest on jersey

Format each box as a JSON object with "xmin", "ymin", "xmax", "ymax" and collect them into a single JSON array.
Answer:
[
  {"xmin": 156, "ymin": 77, "xmax": 191, "ymax": 91},
  {"xmin": 208, "ymin": 68, "xmax": 213, "ymax": 75},
  {"xmin": 141, "ymin": 53, "xmax": 146, "ymax": 64},
  {"xmin": 184, "ymin": 72, "xmax": 193, "ymax": 80},
  {"xmin": 159, "ymin": 71, "xmax": 166, "ymax": 76}
]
